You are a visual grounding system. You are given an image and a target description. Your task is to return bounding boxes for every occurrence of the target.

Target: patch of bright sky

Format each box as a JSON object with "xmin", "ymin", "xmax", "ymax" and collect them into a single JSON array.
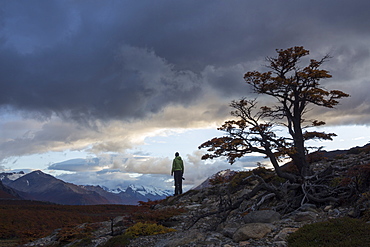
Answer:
[
  {"xmin": 143, "ymin": 125, "xmax": 370, "ymax": 158},
  {"xmin": 2, "ymin": 125, "xmax": 369, "ymax": 175},
  {"xmin": 142, "ymin": 128, "xmax": 224, "ymax": 158},
  {"xmin": 306, "ymin": 125, "xmax": 370, "ymax": 151}
]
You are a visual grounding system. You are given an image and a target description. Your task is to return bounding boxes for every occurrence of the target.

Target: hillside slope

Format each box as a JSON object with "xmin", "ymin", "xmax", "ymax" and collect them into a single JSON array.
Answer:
[
  {"xmin": 25, "ymin": 144, "xmax": 370, "ymax": 246},
  {"xmin": 0, "ymin": 180, "xmax": 20, "ymax": 199}
]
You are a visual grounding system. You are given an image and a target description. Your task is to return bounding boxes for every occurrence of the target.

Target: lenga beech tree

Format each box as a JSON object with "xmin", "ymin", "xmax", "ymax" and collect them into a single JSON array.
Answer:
[{"xmin": 199, "ymin": 46, "xmax": 349, "ymax": 181}]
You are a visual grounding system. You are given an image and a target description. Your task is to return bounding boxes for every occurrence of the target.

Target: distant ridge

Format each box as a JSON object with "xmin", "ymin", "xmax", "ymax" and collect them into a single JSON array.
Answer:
[
  {"xmin": 6, "ymin": 170, "xmax": 110, "ymax": 205},
  {"xmin": 0, "ymin": 170, "xmax": 172, "ymax": 205}
]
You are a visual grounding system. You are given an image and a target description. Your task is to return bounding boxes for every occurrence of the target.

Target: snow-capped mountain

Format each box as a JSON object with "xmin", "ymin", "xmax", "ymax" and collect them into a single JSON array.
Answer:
[
  {"xmin": 105, "ymin": 184, "xmax": 172, "ymax": 197},
  {"xmin": 0, "ymin": 170, "xmax": 172, "ymax": 205},
  {"xmin": 123, "ymin": 184, "xmax": 172, "ymax": 197},
  {"xmin": 105, "ymin": 186, "xmax": 125, "ymax": 194},
  {"xmin": 97, "ymin": 184, "xmax": 172, "ymax": 204}
]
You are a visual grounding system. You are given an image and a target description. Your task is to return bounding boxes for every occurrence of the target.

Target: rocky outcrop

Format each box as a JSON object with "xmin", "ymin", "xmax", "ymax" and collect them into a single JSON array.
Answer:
[
  {"xmin": 25, "ymin": 148, "xmax": 370, "ymax": 246},
  {"xmin": 24, "ymin": 190, "xmax": 368, "ymax": 247},
  {"xmin": 126, "ymin": 149, "xmax": 370, "ymax": 246}
]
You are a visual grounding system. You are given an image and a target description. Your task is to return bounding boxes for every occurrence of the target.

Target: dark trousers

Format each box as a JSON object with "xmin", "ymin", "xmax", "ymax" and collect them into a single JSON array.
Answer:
[{"xmin": 173, "ymin": 170, "xmax": 183, "ymax": 195}]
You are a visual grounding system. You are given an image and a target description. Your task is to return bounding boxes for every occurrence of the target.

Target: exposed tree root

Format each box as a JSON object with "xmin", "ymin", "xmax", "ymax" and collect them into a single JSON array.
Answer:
[{"xmin": 185, "ymin": 168, "xmax": 359, "ymax": 230}]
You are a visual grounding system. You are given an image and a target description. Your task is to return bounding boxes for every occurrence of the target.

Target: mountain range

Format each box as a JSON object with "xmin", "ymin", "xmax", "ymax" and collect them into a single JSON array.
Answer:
[
  {"xmin": 2, "ymin": 144, "xmax": 368, "ymax": 206},
  {"xmin": 0, "ymin": 170, "xmax": 172, "ymax": 205}
]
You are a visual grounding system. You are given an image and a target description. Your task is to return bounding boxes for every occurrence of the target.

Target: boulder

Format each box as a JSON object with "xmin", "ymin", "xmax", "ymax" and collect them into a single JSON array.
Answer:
[
  {"xmin": 218, "ymin": 221, "xmax": 243, "ymax": 238},
  {"xmin": 164, "ymin": 230, "xmax": 205, "ymax": 247},
  {"xmin": 298, "ymin": 203, "xmax": 318, "ymax": 213},
  {"xmin": 243, "ymin": 210, "xmax": 281, "ymax": 223},
  {"xmin": 294, "ymin": 211, "xmax": 317, "ymax": 222},
  {"xmin": 274, "ymin": 227, "xmax": 299, "ymax": 241},
  {"xmin": 233, "ymin": 223, "xmax": 273, "ymax": 242}
]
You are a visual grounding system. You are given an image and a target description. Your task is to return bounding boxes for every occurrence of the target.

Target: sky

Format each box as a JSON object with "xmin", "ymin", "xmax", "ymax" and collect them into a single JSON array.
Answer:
[{"xmin": 1, "ymin": 0, "xmax": 370, "ymax": 192}]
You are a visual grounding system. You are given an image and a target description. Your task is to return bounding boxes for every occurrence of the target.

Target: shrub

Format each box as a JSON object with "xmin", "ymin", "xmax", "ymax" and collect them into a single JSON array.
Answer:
[
  {"xmin": 346, "ymin": 163, "xmax": 370, "ymax": 192},
  {"xmin": 125, "ymin": 222, "xmax": 176, "ymax": 238},
  {"xmin": 287, "ymin": 217, "xmax": 370, "ymax": 247},
  {"xmin": 347, "ymin": 144, "xmax": 370, "ymax": 154},
  {"xmin": 225, "ymin": 167, "xmax": 283, "ymax": 191},
  {"xmin": 363, "ymin": 209, "xmax": 370, "ymax": 222},
  {"xmin": 228, "ymin": 171, "xmax": 252, "ymax": 188}
]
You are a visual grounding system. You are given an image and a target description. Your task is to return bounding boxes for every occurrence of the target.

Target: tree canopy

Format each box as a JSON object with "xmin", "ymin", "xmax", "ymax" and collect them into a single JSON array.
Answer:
[{"xmin": 199, "ymin": 46, "xmax": 349, "ymax": 180}]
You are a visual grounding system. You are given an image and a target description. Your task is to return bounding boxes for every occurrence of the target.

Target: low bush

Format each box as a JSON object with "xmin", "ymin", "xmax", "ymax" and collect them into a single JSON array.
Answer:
[
  {"xmin": 103, "ymin": 222, "xmax": 176, "ymax": 247},
  {"xmin": 125, "ymin": 222, "xmax": 176, "ymax": 238},
  {"xmin": 287, "ymin": 217, "xmax": 370, "ymax": 247},
  {"xmin": 229, "ymin": 170, "xmax": 253, "ymax": 188}
]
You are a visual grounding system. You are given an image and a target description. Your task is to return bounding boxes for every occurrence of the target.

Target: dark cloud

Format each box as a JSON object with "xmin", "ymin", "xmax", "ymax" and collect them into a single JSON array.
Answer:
[{"xmin": 1, "ymin": 0, "xmax": 370, "ymax": 125}]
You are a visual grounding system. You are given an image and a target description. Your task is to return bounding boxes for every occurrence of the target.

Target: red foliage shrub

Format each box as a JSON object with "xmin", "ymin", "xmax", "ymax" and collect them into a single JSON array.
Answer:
[{"xmin": 344, "ymin": 163, "xmax": 370, "ymax": 192}]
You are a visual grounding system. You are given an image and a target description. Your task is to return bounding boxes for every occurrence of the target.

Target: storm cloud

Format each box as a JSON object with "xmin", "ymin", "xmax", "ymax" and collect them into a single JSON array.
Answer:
[{"xmin": 1, "ymin": 0, "xmax": 369, "ymax": 124}]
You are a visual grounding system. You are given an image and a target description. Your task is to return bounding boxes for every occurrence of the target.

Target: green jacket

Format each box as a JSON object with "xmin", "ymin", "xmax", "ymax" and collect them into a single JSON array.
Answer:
[{"xmin": 172, "ymin": 156, "xmax": 184, "ymax": 174}]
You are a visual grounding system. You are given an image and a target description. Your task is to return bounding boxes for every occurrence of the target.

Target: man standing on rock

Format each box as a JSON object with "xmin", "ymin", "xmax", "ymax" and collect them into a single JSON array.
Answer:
[{"xmin": 171, "ymin": 152, "xmax": 184, "ymax": 195}]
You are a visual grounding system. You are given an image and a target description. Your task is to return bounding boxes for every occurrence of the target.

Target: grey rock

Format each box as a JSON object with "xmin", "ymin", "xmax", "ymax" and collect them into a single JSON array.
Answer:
[
  {"xmin": 243, "ymin": 210, "xmax": 281, "ymax": 223},
  {"xmin": 274, "ymin": 240, "xmax": 288, "ymax": 247},
  {"xmin": 294, "ymin": 211, "xmax": 317, "ymax": 222},
  {"xmin": 219, "ymin": 221, "xmax": 243, "ymax": 238},
  {"xmin": 347, "ymin": 208, "xmax": 360, "ymax": 218},
  {"xmin": 163, "ymin": 230, "xmax": 205, "ymax": 247},
  {"xmin": 233, "ymin": 223, "xmax": 273, "ymax": 242},
  {"xmin": 298, "ymin": 203, "xmax": 317, "ymax": 212},
  {"xmin": 274, "ymin": 227, "xmax": 299, "ymax": 241}
]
